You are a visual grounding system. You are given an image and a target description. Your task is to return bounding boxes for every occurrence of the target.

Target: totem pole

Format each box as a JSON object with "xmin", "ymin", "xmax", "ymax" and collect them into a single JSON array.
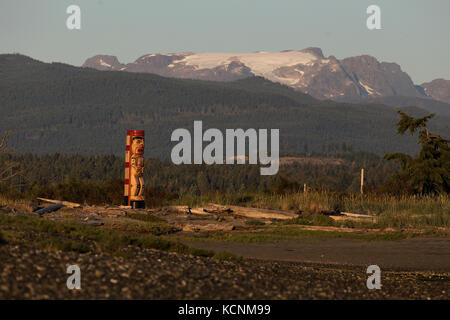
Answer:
[{"xmin": 124, "ymin": 130, "xmax": 145, "ymax": 209}]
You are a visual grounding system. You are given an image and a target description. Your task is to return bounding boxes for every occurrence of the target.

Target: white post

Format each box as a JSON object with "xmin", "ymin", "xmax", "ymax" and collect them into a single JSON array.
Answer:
[{"xmin": 360, "ymin": 168, "xmax": 364, "ymax": 194}]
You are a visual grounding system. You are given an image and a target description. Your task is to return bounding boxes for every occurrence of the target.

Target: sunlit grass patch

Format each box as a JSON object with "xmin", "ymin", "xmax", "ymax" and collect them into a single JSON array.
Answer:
[
  {"xmin": 175, "ymin": 225, "xmax": 413, "ymax": 243},
  {"xmin": 0, "ymin": 214, "xmax": 214, "ymax": 258},
  {"xmin": 212, "ymin": 251, "xmax": 245, "ymax": 262},
  {"xmin": 117, "ymin": 220, "xmax": 178, "ymax": 235},
  {"xmin": 127, "ymin": 213, "xmax": 166, "ymax": 222}
]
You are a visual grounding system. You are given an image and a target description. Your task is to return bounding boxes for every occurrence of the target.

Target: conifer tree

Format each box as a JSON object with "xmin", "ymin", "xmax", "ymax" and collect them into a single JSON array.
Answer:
[{"xmin": 384, "ymin": 111, "xmax": 450, "ymax": 195}]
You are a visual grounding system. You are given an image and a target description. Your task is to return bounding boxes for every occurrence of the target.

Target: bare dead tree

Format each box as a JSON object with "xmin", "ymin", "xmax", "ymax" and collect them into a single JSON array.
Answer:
[{"xmin": 0, "ymin": 129, "xmax": 22, "ymax": 183}]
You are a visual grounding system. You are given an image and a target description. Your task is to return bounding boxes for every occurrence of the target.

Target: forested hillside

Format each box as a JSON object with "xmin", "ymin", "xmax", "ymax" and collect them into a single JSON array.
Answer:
[
  {"xmin": 0, "ymin": 152, "xmax": 398, "ymax": 203},
  {"xmin": 1, "ymin": 54, "xmax": 450, "ymax": 157}
]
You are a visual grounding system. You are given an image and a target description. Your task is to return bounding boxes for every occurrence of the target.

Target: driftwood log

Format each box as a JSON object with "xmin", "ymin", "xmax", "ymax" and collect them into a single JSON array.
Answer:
[
  {"xmin": 165, "ymin": 204, "xmax": 297, "ymax": 220},
  {"xmin": 328, "ymin": 212, "xmax": 377, "ymax": 222},
  {"xmin": 33, "ymin": 203, "xmax": 63, "ymax": 215},
  {"xmin": 340, "ymin": 212, "xmax": 374, "ymax": 219},
  {"xmin": 162, "ymin": 206, "xmax": 209, "ymax": 216},
  {"xmin": 208, "ymin": 204, "xmax": 298, "ymax": 220},
  {"xmin": 37, "ymin": 197, "xmax": 81, "ymax": 208},
  {"xmin": 182, "ymin": 223, "xmax": 235, "ymax": 232}
]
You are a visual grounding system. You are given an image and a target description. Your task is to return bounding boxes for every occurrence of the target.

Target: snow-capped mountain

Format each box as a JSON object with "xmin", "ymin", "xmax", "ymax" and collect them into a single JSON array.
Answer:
[{"xmin": 82, "ymin": 48, "xmax": 442, "ymax": 101}]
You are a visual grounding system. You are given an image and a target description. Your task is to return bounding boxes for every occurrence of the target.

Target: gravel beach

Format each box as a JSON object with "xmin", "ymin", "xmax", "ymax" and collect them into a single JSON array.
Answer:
[{"xmin": 1, "ymin": 244, "xmax": 448, "ymax": 299}]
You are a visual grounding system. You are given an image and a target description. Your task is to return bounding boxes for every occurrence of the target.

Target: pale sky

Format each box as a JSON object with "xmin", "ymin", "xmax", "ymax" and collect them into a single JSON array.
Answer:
[{"xmin": 1, "ymin": 0, "xmax": 449, "ymax": 84}]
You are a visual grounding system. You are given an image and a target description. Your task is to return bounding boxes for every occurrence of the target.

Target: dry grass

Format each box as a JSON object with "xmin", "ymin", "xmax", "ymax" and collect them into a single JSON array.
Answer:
[
  {"xmin": 2, "ymin": 191, "xmax": 448, "ymax": 230},
  {"xmin": 0, "ymin": 195, "xmax": 34, "ymax": 212},
  {"xmin": 168, "ymin": 191, "xmax": 450, "ymax": 229}
]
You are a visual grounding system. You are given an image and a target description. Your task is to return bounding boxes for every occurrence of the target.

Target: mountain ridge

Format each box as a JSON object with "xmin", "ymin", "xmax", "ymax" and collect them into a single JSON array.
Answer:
[
  {"xmin": 2, "ymin": 53, "xmax": 450, "ymax": 158},
  {"xmin": 82, "ymin": 48, "xmax": 449, "ymax": 105}
]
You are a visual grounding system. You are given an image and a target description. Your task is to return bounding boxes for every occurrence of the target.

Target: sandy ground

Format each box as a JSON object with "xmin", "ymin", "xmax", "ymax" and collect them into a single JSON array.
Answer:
[{"xmin": 183, "ymin": 237, "xmax": 450, "ymax": 272}]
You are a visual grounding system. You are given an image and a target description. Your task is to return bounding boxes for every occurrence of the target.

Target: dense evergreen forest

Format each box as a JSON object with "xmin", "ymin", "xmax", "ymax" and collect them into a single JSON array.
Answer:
[
  {"xmin": 1, "ymin": 54, "xmax": 450, "ymax": 158},
  {"xmin": 0, "ymin": 152, "xmax": 399, "ymax": 204}
]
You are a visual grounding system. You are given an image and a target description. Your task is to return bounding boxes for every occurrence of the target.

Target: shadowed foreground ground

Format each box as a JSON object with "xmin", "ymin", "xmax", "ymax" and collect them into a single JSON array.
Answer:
[{"xmin": 0, "ymin": 244, "xmax": 448, "ymax": 299}]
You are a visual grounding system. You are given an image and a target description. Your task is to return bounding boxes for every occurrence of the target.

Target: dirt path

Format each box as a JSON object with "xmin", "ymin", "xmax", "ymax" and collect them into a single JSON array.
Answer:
[{"xmin": 183, "ymin": 237, "xmax": 450, "ymax": 272}]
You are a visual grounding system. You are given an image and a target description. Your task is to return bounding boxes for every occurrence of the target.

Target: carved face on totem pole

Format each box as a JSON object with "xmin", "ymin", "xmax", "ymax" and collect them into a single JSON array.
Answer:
[
  {"xmin": 124, "ymin": 130, "xmax": 145, "ymax": 208},
  {"xmin": 131, "ymin": 137, "xmax": 144, "ymax": 157},
  {"xmin": 130, "ymin": 136, "xmax": 144, "ymax": 198}
]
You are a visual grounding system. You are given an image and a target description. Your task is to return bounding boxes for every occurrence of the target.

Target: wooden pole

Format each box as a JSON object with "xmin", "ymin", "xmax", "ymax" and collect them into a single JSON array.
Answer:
[{"xmin": 360, "ymin": 168, "xmax": 364, "ymax": 194}]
